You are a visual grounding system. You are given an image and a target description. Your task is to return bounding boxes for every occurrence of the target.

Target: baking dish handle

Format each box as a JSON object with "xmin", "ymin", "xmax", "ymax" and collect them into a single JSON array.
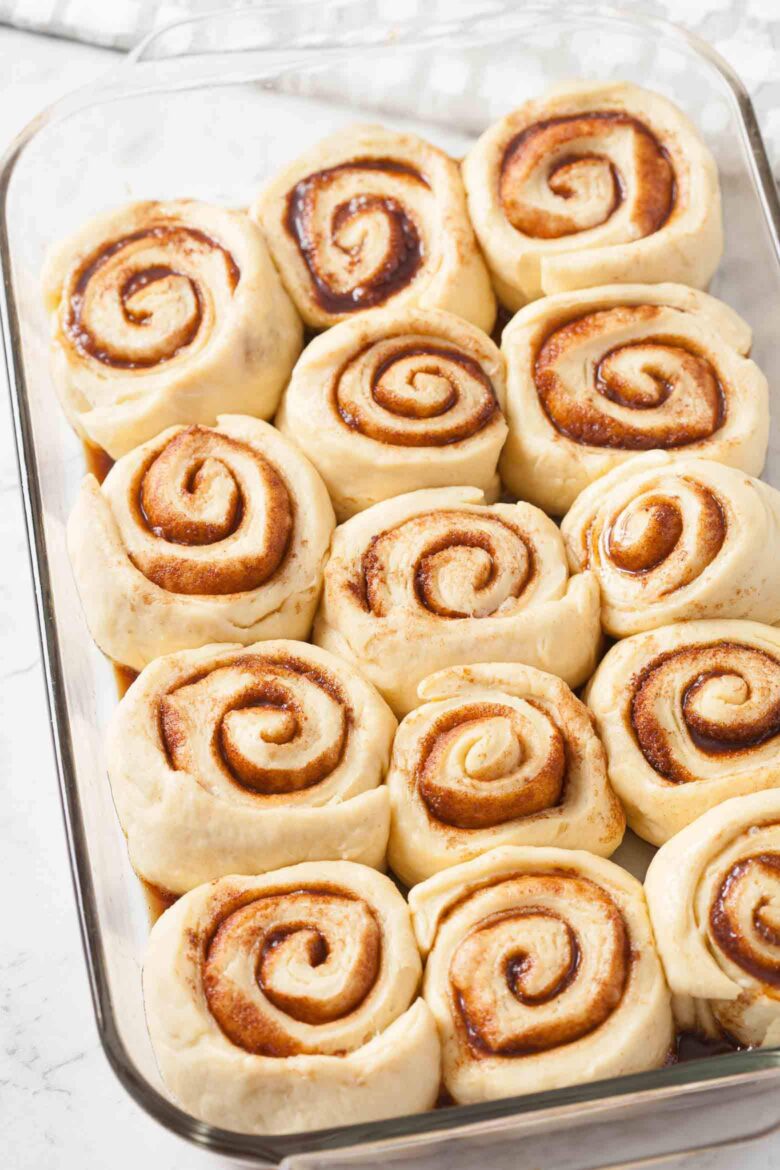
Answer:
[{"xmin": 123, "ymin": 0, "xmax": 431, "ymax": 66}]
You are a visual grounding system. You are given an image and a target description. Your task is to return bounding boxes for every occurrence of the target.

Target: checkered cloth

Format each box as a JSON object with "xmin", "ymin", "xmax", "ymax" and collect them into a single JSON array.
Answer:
[{"xmin": 0, "ymin": 0, "xmax": 262, "ymax": 50}]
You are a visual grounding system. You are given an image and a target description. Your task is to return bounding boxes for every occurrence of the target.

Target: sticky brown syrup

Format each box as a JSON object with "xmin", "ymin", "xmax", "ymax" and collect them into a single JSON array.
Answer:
[
  {"xmin": 141, "ymin": 880, "xmax": 178, "ymax": 925},
  {"xmin": 83, "ymin": 442, "xmax": 114, "ymax": 484},
  {"xmin": 113, "ymin": 664, "xmax": 138, "ymax": 700},
  {"xmin": 672, "ymin": 1031, "xmax": 740, "ymax": 1063}
]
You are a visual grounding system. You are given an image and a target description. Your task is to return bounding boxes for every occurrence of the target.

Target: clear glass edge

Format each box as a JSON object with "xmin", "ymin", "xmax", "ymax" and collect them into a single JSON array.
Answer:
[{"xmin": 3, "ymin": 2, "xmax": 780, "ymax": 1162}]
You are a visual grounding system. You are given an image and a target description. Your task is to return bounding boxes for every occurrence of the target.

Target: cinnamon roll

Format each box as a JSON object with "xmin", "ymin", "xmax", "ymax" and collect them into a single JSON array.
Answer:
[
  {"xmin": 107, "ymin": 640, "xmax": 396, "ymax": 893},
  {"xmin": 313, "ymin": 486, "xmax": 601, "ymax": 716},
  {"xmin": 68, "ymin": 415, "xmax": 335, "ymax": 669},
  {"xmin": 561, "ymin": 452, "xmax": 780, "ymax": 637},
  {"xmin": 410, "ymin": 845, "xmax": 673, "ymax": 1102},
  {"xmin": 42, "ymin": 200, "xmax": 301, "ymax": 458},
  {"xmin": 388, "ymin": 663, "xmax": 624, "ymax": 886},
  {"xmin": 276, "ymin": 307, "xmax": 508, "ymax": 519},
  {"xmin": 645, "ymin": 790, "xmax": 780, "ymax": 1048},
  {"xmin": 144, "ymin": 862, "xmax": 440, "ymax": 1133},
  {"xmin": 463, "ymin": 82, "xmax": 722, "ymax": 309},
  {"xmin": 500, "ymin": 284, "xmax": 768, "ymax": 514},
  {"xmin": 253, "ymin": 124, "xmax": 496, "ymax": 332},
  {"xmin": 587, "ymin": 621, "xmax": 780, "ymax": 845}
]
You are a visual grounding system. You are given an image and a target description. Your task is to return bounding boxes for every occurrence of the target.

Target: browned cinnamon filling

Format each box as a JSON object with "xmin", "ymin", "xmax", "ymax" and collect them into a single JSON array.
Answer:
[
  {"xmin": 414, "ymin": 531, "xmax": 500, "ymax": 618},
  {"xmin": 285, "ymin": 158, "xmax": 427, "ymax": 312},
  {"xmin": 450, "ymin": 877, "xmax": 629, "ymax": 1057},
  {"xmin": 160, "ymin": 653, "xmax": 350, "ymax": 796},
  {"xmin": 607, "ymin": 497, "xmax": 684, "ymax": 574},
  {"xmin": 359, "ymin": 510, "xmax": 535, "ymax": 619},
  {"xmin": 710, "ymin": 853, "xmax": 780, "ymax": 986},
  {"xmin": 335, "ymin": 343, "xmax": 499, "ymax": 446},
  {"xmin": 534, "ymin": 308, "xmax": 725, "ymax": 450},
  {"xmin": 604, "ymin": 481, "xmax": 725, "ymax": 577},
  {"xmin": 202, "ymin": 887, "xmax": 381, "ymax": 1056},
  {"xmin": 500, "ymin": 112, "xmax": 674, "ymax": 240},
  {"xmin": 416, "ymin": 701, "xmax": 565, "ymax": 828},
  {"xmin": 130, "ymin": 425, "xmax": 292, "ymax": 595},
  {"xmin": 504, "ymin": 921, "xmax": 582, "ymax": 1007},
  {"xmin": 630, "ymin": 642, "xmax": 780, "ymax": 783},
  {"xmin": 66, "ymin": 224, "xmax": 240, "ymax": 368}
]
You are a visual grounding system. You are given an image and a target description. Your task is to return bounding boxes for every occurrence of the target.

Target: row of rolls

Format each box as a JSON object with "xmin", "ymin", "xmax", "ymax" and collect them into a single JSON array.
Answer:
[
  {"xmin": 71, "ymin": 421, "xmax": 780, "ymax": 716},
  {"xmin": 146, "ymin": 790, "xmax": 780, "ymax": 1134},
  {"xmin": 54, "ymin": 254, "xmax": 769, "ymax": 522},
  {"xmin": 45, "ymin": 80, "xmax": 733, "ymax": 469},
  {"xmin": 121, "ymin": 630, "xmax": 780, "ymax": 1133},
  {"xmin": 44, "ymin": 78, "xmax": 780, "ymax": 1136},
  {"xmin": 111, "ymin": 627, "xmax": 780, "ymax": 889}
]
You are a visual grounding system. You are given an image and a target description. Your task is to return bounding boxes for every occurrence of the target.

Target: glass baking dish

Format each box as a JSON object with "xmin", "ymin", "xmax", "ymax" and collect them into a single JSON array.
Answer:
[{"xmin": 4, "ymin": 2, "xmax": 780, "ymax": 1165}]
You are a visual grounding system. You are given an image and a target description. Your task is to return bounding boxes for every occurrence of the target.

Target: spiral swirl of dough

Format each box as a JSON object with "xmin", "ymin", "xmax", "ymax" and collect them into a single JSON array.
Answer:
[
  {"xmin": 42, "ymin": 200, "xmax": 302, "ymax": 457},
  {"xmin": 67, "ymin": 415, "xmax": 335, "ymax": 669},
  {"xmin": 313, "ymin": 486, "xmax": 601, "ymax": 716},
  {"xmin": 387, "ymin": 663, "xmax": 624, "ymax": 885},
  {"xmin": 253, "ymin": 124, "xmax": 495, "ymax": 331},
  {"xmin": 499, "ymin": 285, "xmax": 768, "ymax": 514},
  {"xmin": 561, "ymin": 452, "xmax": 780, "ymax": 637},
  {"xmin": 463, "ymin": 82, "xmax": 722, "ymax": 309},
  {"xmin": 645, "ymin": 790, "xmax": 780, "ymax": 1048},
  {"xmin": 107, "ymin": 640, "xmax": 397, "ymax": 892},
  {"xmin": 276, "ymin": 308, "xmax": 507, "ymax": 519},
  {"xmin": 410, "ymin": 846, "xmax": 672, "ymax": 1103},
  {"xmin": 143, "ymin": 863, "xmax": 440, "ymax": 1133},
  {"xmin": 586, "ymin": 620, "xmax": 780, "ymax": 845},
  {"xmin": 131, "ymin": 424, "xmax": 293, "ymax": 596}
]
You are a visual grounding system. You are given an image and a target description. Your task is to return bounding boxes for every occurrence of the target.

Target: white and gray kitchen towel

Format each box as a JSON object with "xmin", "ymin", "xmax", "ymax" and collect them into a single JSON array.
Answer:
[
  {"xmin": 0, "ymin": 0, "xmax": 233, "ymax": 50},
  {"xmin": 0, "ymin": 0, "xmax": 778, "ymax": 176},
  {"xmin": 0, "ymin": 0, "xmax": 426, "ymax": 51}
]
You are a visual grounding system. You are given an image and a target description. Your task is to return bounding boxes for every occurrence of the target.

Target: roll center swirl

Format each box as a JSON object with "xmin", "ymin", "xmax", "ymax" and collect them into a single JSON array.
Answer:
[
  {"xmin": 131, "ymin": 425, "xmax": 292, "ymax": 595},
  {"xmin": 203, "ymin": 888, "xmax": 381, "ymax": 1056},
  {"xmin": 450, "ymin": 874, "xmax": 629, "ymax": 1056},
  {"xmin": 360, "ymin": 510, "xmax": 535, "ymax": 620},
  {"xmin": 160, "ymin": 654, "xmax": 350, "ymax": 796},
  {"xmin": 285, "ymin": 158, "xmax": 428, "ymax": 313},
  {"xmin": 631, "ymin": 642, "xmax": 780, "ymax": 784},
  {"xmin": 334, "ymin": 339, "xmax": 499, "ymax": 447},
  {"xmin": 65, "ymin": 224, "xmax": 240, "ymax": 369},
  {"xmin": 602, "ymin": 478, "xmax": 725, "ymax": 585},
  {"xmin": 417, "ymin": 701, "xmax": 565, "ymax": 829},
  {"xmin": 710, "ymin": 853, "xmax": 780, "ymax": 989},
  {"xmin": 535, "ymin": 307, "xmax": 725, "ymax": 450},
  {"xmin": 500, "ymin": 112, "xmax": 674, "ymax": 240}
]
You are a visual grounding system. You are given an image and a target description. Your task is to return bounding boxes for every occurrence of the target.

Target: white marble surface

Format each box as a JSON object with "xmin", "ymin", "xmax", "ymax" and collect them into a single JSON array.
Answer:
[{"xmin": 2, "ymin": 7, "xmax": 780, "ymax": 1169}]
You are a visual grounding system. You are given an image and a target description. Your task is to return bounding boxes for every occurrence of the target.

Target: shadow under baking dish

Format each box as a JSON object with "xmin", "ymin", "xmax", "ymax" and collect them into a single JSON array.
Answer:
[{"xmin": 5, "ymin": 2, "xmax": 780, "ymax": 1166}]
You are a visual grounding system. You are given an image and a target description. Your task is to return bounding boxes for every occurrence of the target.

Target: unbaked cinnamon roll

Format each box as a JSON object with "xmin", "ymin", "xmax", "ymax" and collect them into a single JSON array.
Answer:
[
  {"xmin": 500, "ymin": 284, "xmax": 768, "ymax": 514},
  {"xmin": 107, "ymin": 640, "xmax": 396, "ymax": 893},
  {"xmin": 276, "ymin": 307, "xmax": 508, "ymax": 519},
  {"xmin": 68, "ymin": 415, "xmax": 335, "ymax": 669},
  {"xmin": 463, "ymin": 82, "xmax": 722, "ymax": 309},
  {"xmin": 144, "ymin": 862, "xmax": 440, "ymax": 1133},
  {"xmin": 587, "ymin": 620, "xmax": 780, "ymax": 845},
  {"xmin": 313, "ymin": 486, "xmax": 601, "ymax": 716},
  {"xmin": 388, "ymin": 663, "xmax": 624, "ymax": 886},
  {"xmin": 410, "ymin": 845, "xmax": 673, "ymax": 1102},
  {"xmin": 646, "ymin": 790, "xmax": 780, "ymax": 1048},
  {"xmin": 561, "ymin": 452, "xmax": 780, "ymax": 637},
  {"xmin": 42, "ymin": 200, "xmax": 302, "ymax": 458},
  {"xmin": 253, "ymin": 124, "xmax": 496, "ymax": 331}
]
